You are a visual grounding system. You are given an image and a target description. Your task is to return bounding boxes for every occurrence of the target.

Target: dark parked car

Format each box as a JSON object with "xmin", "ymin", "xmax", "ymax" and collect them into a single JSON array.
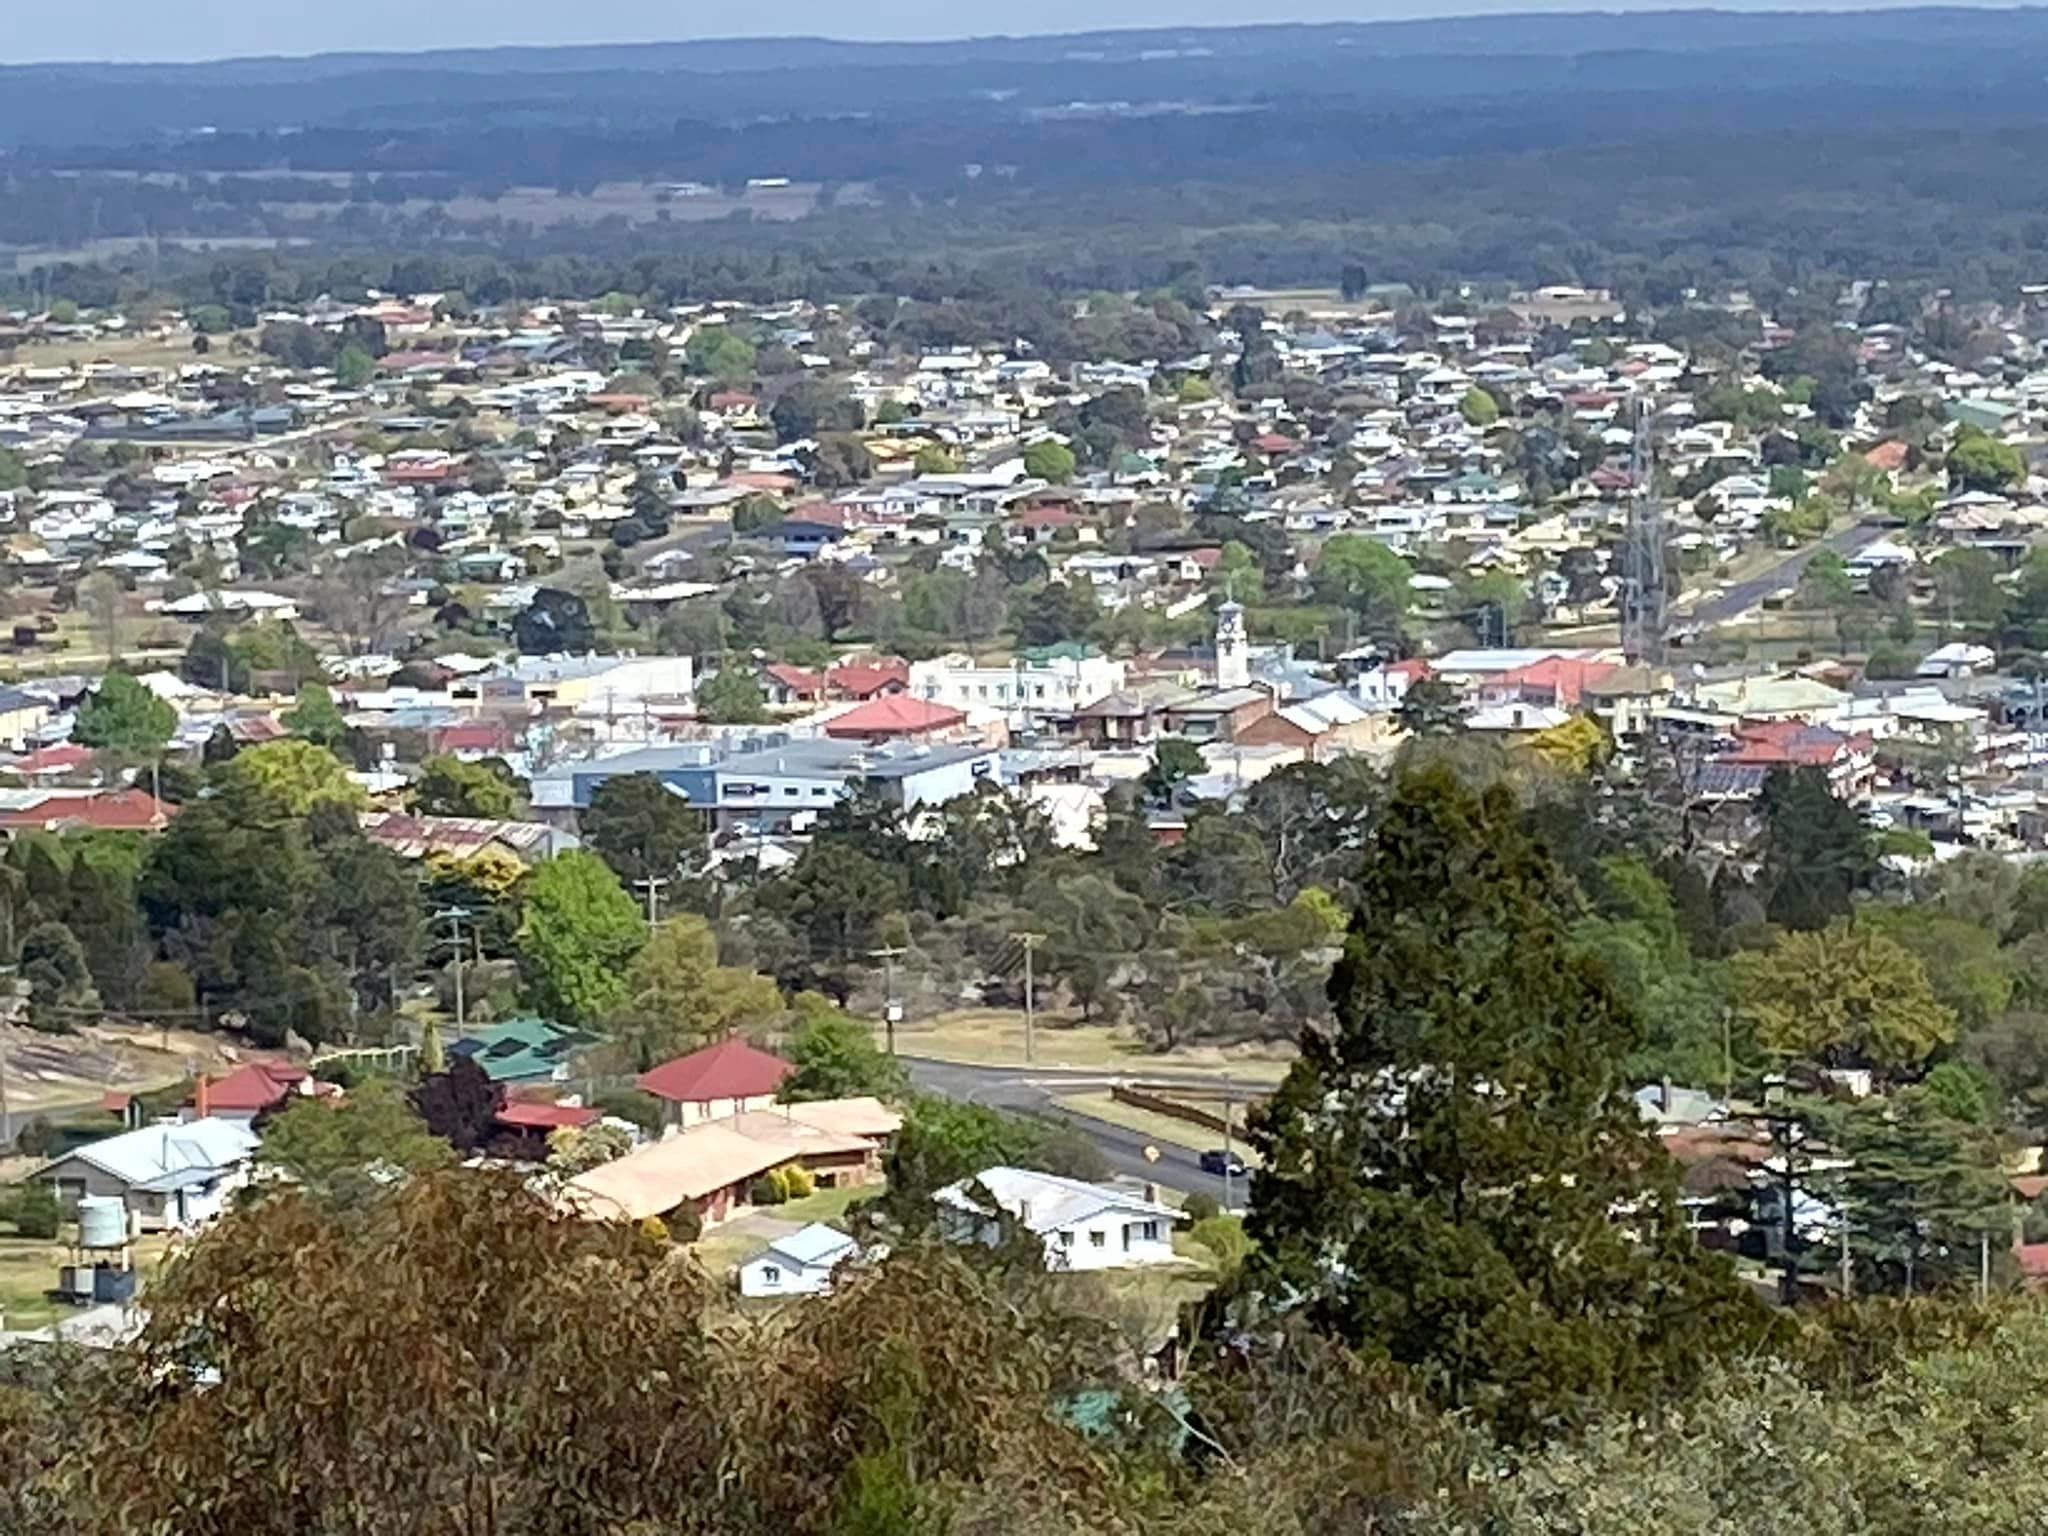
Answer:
[{"xmin": 1199, "ymin": 1149, "xmax": 1248, "ymax": 1177}]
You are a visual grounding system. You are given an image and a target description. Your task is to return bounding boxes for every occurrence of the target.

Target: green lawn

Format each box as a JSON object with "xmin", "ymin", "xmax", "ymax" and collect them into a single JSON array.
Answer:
[
  {"xmin": 0, "ymin": 1237, "xmax": 67, "ymax": 1330},
  {"xmin": 0, "ymin": 1230, "xmax": 175, "ymax": 1333}
]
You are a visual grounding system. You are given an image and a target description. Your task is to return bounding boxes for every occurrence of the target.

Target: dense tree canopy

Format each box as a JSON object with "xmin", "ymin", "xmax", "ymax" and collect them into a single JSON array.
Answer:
[{"xmin": 1232, "ymin": 768, "xmax": 1761, "ymax": 1439}]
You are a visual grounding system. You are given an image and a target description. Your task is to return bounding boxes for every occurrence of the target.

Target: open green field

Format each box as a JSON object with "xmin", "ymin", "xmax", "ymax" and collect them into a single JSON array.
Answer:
[
  {"xmin": 3, "ymin": 330, "xmax": 220, "ymax": 371},
  {"xmin": 883, "ymin": 1009, "xmax": 1295, "ymax": 1084}
]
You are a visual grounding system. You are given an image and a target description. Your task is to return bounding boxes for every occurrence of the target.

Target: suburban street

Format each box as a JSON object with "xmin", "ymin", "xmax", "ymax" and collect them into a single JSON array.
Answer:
[
  {"xmin": 903, "ymin": 1056, "xmax": 1251, "ymax": 1207},
  {"xmin": 4, "ymin": 1060, "xmax": 1259, "ymax": 1208},
  {"xmin": 1681, "ymin": 520, "xmax": 1893, "ymax": 629}
]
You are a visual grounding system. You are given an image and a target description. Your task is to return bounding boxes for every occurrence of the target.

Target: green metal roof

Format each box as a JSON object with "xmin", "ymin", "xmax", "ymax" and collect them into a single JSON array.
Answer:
[{"xmin": 449, "ymin": 1016, "xmax": 601, "ymax": 1082}]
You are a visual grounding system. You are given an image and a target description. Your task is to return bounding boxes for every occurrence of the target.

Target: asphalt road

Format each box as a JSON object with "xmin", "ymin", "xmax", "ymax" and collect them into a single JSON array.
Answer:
[
  {"xmin": 1681, "ymin": 521, "xmax": 1893, "ymax": 630},
  {"xmin": 903, "ymin": 1056, "xmax": 1250, "ymax": 1207}
]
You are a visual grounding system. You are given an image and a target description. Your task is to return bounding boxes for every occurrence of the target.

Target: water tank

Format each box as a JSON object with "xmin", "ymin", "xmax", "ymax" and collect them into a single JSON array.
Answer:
[{"xmin": 77, "ymin": 1196, "xmax": 127, "ymax": 1250}]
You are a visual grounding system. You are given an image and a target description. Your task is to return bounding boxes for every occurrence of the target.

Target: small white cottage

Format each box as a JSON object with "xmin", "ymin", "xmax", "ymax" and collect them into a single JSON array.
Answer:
[{"xmin": 737, "ymin": 1222, "xmax": 859, "ymax": 1298}]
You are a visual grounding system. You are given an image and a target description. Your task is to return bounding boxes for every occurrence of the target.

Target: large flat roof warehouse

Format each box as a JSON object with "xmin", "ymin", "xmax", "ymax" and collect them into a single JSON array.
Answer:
[{"xmin": 715, "ymin": 739, "xmax": 992, "ymax": 783}]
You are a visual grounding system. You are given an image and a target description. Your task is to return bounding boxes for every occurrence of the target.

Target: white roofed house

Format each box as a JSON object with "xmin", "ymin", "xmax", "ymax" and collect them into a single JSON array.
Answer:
[
  {"xmin": 934, "ymin": 1167, "xmax": 1182, "ymax": 1271},
  {"xmin": 1844, "ymin": 537, "xmax": 1915, "ymax": 588},
  {"xmin": 737, "ymin": 1222, "xmax": 860, "ymax": 1299},
  {"xmin": 32, "ymin": 1117, "xmax": 260, "ymax": 1233},
  {"xmin": 156, "ymin": 589, "xmax": 302, "ymax": 624}
]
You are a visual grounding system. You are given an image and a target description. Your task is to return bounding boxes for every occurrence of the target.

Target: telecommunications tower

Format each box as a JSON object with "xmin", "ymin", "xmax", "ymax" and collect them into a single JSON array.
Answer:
[{"xmin": 1619, "ymin": 397, "xmax": 1668, "ymax": 667}]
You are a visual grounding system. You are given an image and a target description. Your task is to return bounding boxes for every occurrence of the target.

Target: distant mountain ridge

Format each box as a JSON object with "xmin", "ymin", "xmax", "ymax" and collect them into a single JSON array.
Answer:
[{"xmin": 13, "ymin": 6, "xmax": 2048, "ymax": 80}]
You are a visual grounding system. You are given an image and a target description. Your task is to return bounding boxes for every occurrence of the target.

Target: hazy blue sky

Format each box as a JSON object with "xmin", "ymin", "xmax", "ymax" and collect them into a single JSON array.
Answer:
[{"xmin": 8, "ymin": 0, "xmax": 2009, "ymax": 63}]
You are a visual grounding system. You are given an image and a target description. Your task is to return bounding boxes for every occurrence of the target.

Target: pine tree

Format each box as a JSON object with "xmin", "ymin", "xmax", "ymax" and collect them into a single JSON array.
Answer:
[
  {"xmin": 1757, "ymin": 764, "xmax": 1877, "ymax": 930},
  {"xmin": 1232, "ymin": 767, "xmax": 1760, "ymax": 1440},
  {"xmin": 1825, "ymin": 1083, "xmax": 2009, "ymax": 1293}
]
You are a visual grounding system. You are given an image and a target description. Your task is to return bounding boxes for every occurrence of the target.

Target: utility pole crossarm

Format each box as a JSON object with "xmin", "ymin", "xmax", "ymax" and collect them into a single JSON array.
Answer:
[{"xmin": 632, "ymin": 876, "xmax": 669, "ymax": 927}]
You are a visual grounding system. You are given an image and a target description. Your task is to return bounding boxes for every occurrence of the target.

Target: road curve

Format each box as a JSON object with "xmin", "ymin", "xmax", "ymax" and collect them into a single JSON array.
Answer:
[
  {"xmin": 902, "ymin": 1056, "xmax": 1248, "ymax": 1206},
  {"xmin": 1682, "ymin": 521, "xmax": 1893, "ymax": 630}
]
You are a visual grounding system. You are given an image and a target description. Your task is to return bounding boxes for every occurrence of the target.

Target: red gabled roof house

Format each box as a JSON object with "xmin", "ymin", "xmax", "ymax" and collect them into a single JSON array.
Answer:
[
  {"xmin": 186, "ymin": 1061, "xmax": 331, "ymax": 1124},
  {"xmin": 637, "ymin": 1038, "xmax": 795, "ymax": 1129},
  {"xmin": 824, "ymin": 658, "xmax": 911, "ymax": 700},
  {"xmin": 1010, "ymin": 506, "xmax": 1090, "ymax": 545},
  {"xmin": 763, "ymin": 664, "xmax": 825, "ymax": 707}
]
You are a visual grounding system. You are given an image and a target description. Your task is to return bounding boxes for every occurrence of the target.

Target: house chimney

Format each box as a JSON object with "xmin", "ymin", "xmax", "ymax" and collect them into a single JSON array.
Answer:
[
  {"xmin": 195, "ymin": 1074, "xmax": 211, "ymax": 1121},
  {"xmin": 1143, "ymin": 1182, "xmax": 1161, "ymax": 1206},
  {"xmin": 1659, "ymin": 1077, "xmax": 1673, "ymax": 1114}
]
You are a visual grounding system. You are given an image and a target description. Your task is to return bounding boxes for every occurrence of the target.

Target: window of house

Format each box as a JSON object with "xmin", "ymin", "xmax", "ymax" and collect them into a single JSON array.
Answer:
[
  {"xmin": 761, "ymin": 1265, "xmax": 781, "ymax": 1286},
  {"xmin": 1058, "ymin": 1230, "xmax": 1075, "ymax": 1248},
  {"xmin": 1141, "ymin": 1221, "xmax": 1160, "ymax": 1242},
  {"xmin": 1089, "ymin": 1230, "xmax": 1106, "ymax": 1248}
]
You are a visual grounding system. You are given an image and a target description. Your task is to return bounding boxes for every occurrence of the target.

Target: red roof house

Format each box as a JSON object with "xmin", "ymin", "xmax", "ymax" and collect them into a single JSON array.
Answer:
[
  {"xmin": 431, "ymin": 720, "xmax": 519, "ymax": 755},
  {"xmin": 1727, "ymin": 719, "xmax": 1873, "ymax": 770},
  {"xmin": 763, "ymin": 664, "xmax": 825, "ymax": 706},
  {"xmin": 823, "ymin": 695, "xmax": 967, "ymax": 743},
  {"xmin": 188, "ymin": 1060, "xmax": 326, "ymax": 1121},
  {"xmin": 496, "ymin": 1101, "xmax": 602, "ymax": 1132},
  {"xmin": 1011, "ymin": 506, "xmax": 1086, "ymax": 543},
  {"xmin": 1727, "ymin": 720, "xmax": 1877, "ymax": 798},
  {"xmin": 0, "ymin": 788, "xmax": 175, "ymax": 835},
  {"xmin": 638, "ymin": 1038, "xmax": 795, "ymax": 1127},
  {"xmin": 825, "ymin": 658, "xmax": 911, "ymax": 700},
  {"xmin": 724, "ymin": 472, "xmax": 797, "ymax": 494},
  {"xmin": 1483, "ymin": 656, "xmax": 1619, "ymax": 709}
]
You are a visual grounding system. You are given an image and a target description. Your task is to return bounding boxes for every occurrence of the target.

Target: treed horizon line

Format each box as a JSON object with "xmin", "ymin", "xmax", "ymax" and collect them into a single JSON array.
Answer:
[{"xmin": 9, "ymin": 3, "xmax": 2047, "ymax": 74}]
